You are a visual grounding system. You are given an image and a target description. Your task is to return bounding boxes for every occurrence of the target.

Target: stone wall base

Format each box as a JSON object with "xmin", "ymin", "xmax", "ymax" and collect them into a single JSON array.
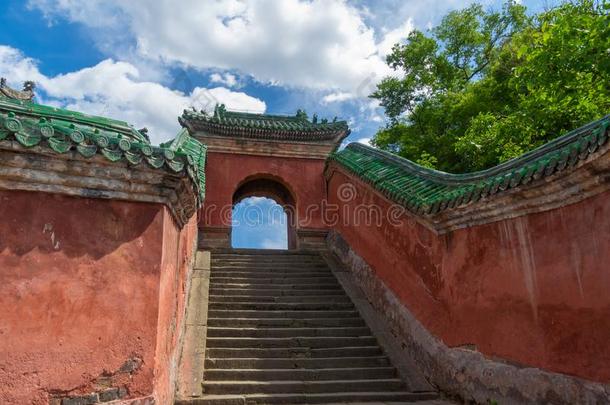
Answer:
[
  {"xmin": 296, "ymin": 228, "xmax": 328, "ymax": 251},
  {"xmin": 176, "ymin": 251, "xmax": 211, "ymax": 399},
  {"xmin": 198, "ymin": 226, "xmax": 231, "ymax": 250},
  {"xmin": 326, "ymin": 230, "xmax": 610, "ymax": 404}
]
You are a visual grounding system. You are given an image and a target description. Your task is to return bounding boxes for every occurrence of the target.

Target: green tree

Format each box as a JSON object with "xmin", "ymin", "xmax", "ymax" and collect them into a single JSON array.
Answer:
[{"xmin": 371, "ymin": 0, "xmax": 610, "ymax": 172}]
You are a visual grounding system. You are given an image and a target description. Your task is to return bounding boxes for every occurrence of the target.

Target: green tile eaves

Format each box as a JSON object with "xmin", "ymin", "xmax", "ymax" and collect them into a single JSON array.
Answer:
[
  {"xmin": 329, "ymin": 115, "xmax": 610, "ymax": 216},
  {"xmin": 0, "ymin": 96, "xmax": 207, "ymax": 205},
  {"xmin": 0, "ymin": 97, "xmax": 149, "ymax": 144}
]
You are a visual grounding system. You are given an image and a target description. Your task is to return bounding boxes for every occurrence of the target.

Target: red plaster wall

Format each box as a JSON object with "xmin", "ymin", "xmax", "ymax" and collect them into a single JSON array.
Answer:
[
  {"xmin": 328, "ymin": 169, "xmax": 610, "ymax": 383},
  {"xmin": 0, "ymin": 190, "xmax": 196, "ymax": 404},
  {"xmin": 201, "ymin": 151, "xmax": 328, "ymax": 229}
]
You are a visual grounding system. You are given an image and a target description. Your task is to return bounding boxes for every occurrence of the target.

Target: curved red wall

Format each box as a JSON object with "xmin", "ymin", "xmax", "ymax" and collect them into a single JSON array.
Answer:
[{"xmin": 328, "ymin": 169, "xmax": 610, "ymax": 382}]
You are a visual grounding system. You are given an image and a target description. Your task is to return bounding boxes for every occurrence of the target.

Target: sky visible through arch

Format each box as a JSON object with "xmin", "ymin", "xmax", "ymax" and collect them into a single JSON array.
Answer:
[
  {"xmin": 0, "ymin": 0, "xmax": 548, "ymax": 248},
  {"xmin": 232, "ymin": 197, "xmax": 288, "ymax": 249}
]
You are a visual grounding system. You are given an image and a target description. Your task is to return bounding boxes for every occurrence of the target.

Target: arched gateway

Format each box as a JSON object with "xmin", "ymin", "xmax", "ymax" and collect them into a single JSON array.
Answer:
[{"xmin": 179, "ymin": 104, "xmax": 349, "ymax": 250}]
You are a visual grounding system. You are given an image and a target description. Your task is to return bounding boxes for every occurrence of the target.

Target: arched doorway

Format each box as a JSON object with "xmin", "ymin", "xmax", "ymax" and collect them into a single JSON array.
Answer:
[{"xmin": 231, "ymin": 175, "xmax": 297, "ymax": 250}]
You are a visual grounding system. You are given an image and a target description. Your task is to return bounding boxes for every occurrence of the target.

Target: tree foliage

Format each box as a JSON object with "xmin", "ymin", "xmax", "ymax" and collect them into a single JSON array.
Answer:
[{"xmin": 370, "ymin": 0, "xmax": 610, "ymax": 172}]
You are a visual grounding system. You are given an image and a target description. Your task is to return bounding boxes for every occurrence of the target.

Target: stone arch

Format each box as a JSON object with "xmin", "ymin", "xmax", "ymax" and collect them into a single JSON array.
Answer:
[{"xmin": 231, "ymin": 174, "xmax": 297, "ymax": 249}]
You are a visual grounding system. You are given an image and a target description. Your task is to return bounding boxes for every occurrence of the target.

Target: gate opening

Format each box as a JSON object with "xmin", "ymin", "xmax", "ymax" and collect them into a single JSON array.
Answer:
[
  {"xmin": 230, "ymin": 176, "xmax": 297, "ymax": 250},
  {"xmin": 231, "ymin": 197, "xmax": 288, "ymax": 250}
]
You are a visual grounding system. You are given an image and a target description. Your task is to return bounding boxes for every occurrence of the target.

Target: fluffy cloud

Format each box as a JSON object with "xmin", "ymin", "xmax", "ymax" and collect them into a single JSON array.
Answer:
[
  {"xmin": 210, "ymin": 72, "xmax": 239, "ymax": 88},
  {"xmin": 376, "ymin": 20, "xmax": 414, "ymax": 57},
  {"xmin": 356, "ymin": 137, "xmax": 372, "ymax": 145},
  {"xmin": 322, "ymin": 92, "xmax": 356, "ymax": 104},
  {"xmin": 0, "ymin": 45, "xmax": 265, "ymax": 144},
  {"xmin": 27, "ymin": 0, "xmax": 413, "ymax": 93}
]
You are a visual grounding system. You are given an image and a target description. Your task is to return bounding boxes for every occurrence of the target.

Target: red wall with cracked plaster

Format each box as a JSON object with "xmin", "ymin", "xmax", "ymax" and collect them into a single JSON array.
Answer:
[
  {"xmin": 328, "ymin": 168, "xmax": 610, "ymax": 382},
  {"xmin": 0, "ymin": 190, "xmax": 196, "ymax": 404}
]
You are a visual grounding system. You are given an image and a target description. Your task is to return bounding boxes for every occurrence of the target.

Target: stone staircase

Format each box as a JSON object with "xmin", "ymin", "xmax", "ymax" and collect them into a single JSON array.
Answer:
[{"xmin": 184, "ymin": 250, "xmax": 438, "ymax": 404}]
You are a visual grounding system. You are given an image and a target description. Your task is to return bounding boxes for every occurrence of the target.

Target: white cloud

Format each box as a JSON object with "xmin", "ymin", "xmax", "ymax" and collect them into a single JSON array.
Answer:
[
  {"xmin": 27, "ymin": 0, "xmax": 401, "ymax": 93},
  {"xmin": 356, "ymin": 137, "xmax": 372, "ymax": 145},
  {"xmin": 322, "ymin": 91, "xmax": 356, "ymax": 104},
  {"xmin": 261, "ymin": 237, "xmax": 287, "ymax": 250},
  {"xmin": 377, "ymin": 19, "xmax": 414, "ymax": 57},
  {"xmin": 0, "ymin": 46, "xmax": 265, "ymax": 144},
  {"xmin": 210, "ymin": 72, "xmax": 239, "ymax": 88}
]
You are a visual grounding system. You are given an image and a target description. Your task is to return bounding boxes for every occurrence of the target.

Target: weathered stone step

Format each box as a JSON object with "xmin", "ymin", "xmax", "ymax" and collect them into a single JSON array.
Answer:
[
  {"xmin": 211, "ymin": 270, "xmax": 332, "ymax": 278},
  {"xmin": 212, "ymin": 251, "xmax": 321, "ymax": 256},
  {"xmin": 211, "ymin": 261, "xmax": 327, "ymax": 268},
  {"xmin": 207, "ymin": 326, "xmax": 371, "ymax": 338},
  {"xmin": 205, "ymin": 346, "xmax": 383, "ymax": 359},
  {"xmin": 204, "ymin": 367, "xmax": 397, "ymax": 381},
  {"xmin": 212, "ymin": 253, "xmax": 322, "ymax": 259},
  {"xmin": 208, "ymin": 309, "xmax": 359, "ymax": 319},
  {"xmin": 206, "ymin": 336, "xmax": 377, "ymax": 349},
  {"xmin": 208, "ymin": 295, "xmax": 350, "ymax": 304},
  {"xmin": 204, "ymin": 356, "xmax": 391, "ymax": 369},
  {"xmin": 209, "ymin": 288, "xmax": 343, "ymax": 297},
  {"xmin": 179, "ymin": 391, "xmax": 434, "ymax": 405},
  {"xmin": 210, "ymin": 283, "xmax": 341, "ymax": 290},
  {"xmin": 210, "ymin": 276, "xmax": 338, "ymax": 284},
  {"xmin": 202, "ymin": 378, "xmax": 405, "ymax": 394},
  {"xmin": 211, "ymin": 260, "xmax": 328, "ymax": 269},
  {"xmin": 207, "ymin": 317, "xmax": 365, "ymax": 328},
  {"xmin": 208, "ymin": 302, "xmax": 354, "ymax": 311}
]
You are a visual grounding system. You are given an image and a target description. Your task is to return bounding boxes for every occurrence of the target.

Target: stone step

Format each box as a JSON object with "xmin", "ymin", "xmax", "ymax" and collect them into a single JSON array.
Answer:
[
  {"xmin": 211, "ymin": 261, "xmax": 326, "ymax": 267},
  {"xmin": 206, "ymin": 346, "xmax": 384, "ymax": 359},
  {"xmin": 208, "ymin": 295, "xmax": 350, "ymax": 304},
  {"xmin": 203, "ymin": 367, "xmax": 397, "ymax": 381},
  {"xmin": 210, "ymin": 283, "xmax": 341, "ymax": 290},
  {"xmin": 211, "ymin": 270, "xmax": 332, "ymax": 278},
  {"xmin": 208, "ymin": 309, "xmax": 359, "ymax": 319},
  {"xmin": 207, "ymin": 317, "xmax": 365, "ymax": 328},
  {"xmin": 207, "ymin": 326, "xmax": 371, "ymax": 338},
  {"xmin": 209, "ymin": 288, "xmax": 344, "ymax": 297},
  {"xmin": 207, "ymin": 302, "xmax": 354, "ymax": 311},
  {"xmin": 206, "ymin": 336, "xmax": 377, "ymax": 349},
  {"xmin": 211, "ymin": 264, "xmax": 328, "ymax": 270},
  {"xmin": 178, "ymin": 391, "xmax": 435, "ymax": 405},
  {"xmin": 205, "ymin": 356, "xmax": 391, "ymax": 369},
  {"xmin": 211, "ymin": 253, "xmax": 322, "ymax": 259},
  {"xmin": 202, "ymin": 378, "xmax": 405, "ymax": 394},
  {"xmin": 212, "ymin": 251, "xmax": 321, "ymax": 256},
  {"xmin": 210, "ymin": 276, "xmax": 338, "ymax": 284}
]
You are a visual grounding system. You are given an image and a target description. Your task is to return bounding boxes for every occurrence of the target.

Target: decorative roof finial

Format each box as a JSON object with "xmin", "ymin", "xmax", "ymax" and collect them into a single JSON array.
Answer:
[
  {"xmin": 0, "ymin": 78, "xmax": 36, "ymax": 101},
  {"xmin": 295, "ymin": 109, "xmax": 308, "ymax": 120},
  {"xmin": 214, "ymin": 104, "xmax": 226, "ymax": 118},
  {"xmin": 23, "ymin": 81, "xmax": 36, "ymax": 92},
  {"xmin": 138, "ymin": 127, "xmax": 150, "ymax": 142}
]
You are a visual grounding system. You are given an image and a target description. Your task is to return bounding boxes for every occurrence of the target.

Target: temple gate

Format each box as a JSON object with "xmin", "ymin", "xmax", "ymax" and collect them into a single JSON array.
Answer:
[{"xmin": 179, "ymin": 104, "xmax": 349, "ymax": 250}]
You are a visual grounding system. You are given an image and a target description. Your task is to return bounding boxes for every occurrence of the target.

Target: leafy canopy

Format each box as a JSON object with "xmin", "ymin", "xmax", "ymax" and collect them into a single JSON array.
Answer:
[{"xmin": 370, "ymin": 0, "xmax": 610, "ymax": 172}]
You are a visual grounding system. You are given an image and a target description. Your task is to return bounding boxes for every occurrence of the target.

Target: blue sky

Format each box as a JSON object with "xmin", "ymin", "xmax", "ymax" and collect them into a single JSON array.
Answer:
[{"xmin": 0, "ymin": 0, "xmax": 546, "ymax": 248}]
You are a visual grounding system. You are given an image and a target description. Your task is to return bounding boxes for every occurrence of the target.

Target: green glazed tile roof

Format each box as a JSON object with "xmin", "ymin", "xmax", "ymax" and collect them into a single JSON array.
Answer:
[
  {"xmin": 180, "ymin": 104, "xmax": 350, "ymax": 142},
  {"xmin": 0, "ymin": 91, "xmax": 206, "ymax": 204},
  {"xmin": 328, "ymin": 115, "xmax": 610, "ymax": 216},
  {"xmin": 165, "ymin": 127, "xmax": 207, "ymax": 197}
]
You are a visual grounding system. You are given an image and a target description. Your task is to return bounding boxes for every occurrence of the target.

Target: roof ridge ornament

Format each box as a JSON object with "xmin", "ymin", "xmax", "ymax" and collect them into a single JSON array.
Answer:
[
  {"xmin": 295, "ymin": 109, "xmax": 308, "ymax": 121},
  {"xmin": 214, "ymin": 103, "xmax": 227, "ymax": 119},
  {"xmin": 0, "ymin": 78, "xmax": 36, "ymax": 101}
]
